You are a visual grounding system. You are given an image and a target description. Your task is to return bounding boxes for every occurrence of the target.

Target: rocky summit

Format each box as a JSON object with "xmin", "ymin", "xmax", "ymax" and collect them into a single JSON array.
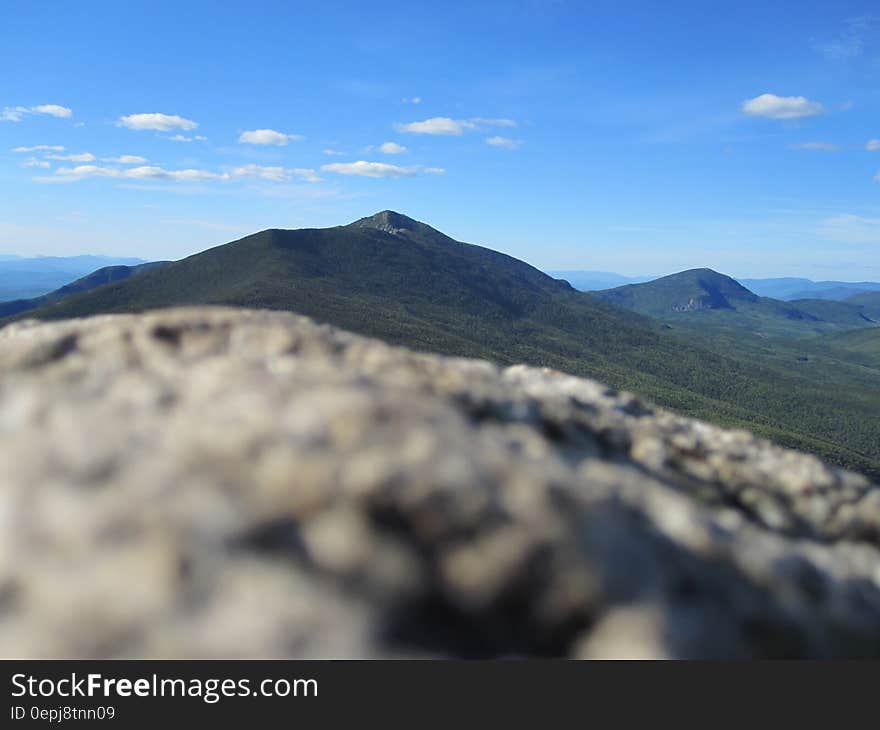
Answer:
[{"xmin": 1, "ymin": 307, "xmax": 880, "ymax": 658}]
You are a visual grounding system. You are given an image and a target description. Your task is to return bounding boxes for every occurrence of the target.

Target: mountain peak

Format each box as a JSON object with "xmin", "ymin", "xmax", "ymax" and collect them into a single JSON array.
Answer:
[
  {"xmin": 349, "ymin": 210, "xmax": 424, "ymax": 235},
  {"xmin": 668, "ymin": 269, "xmax": 759, "ymax": 299},
  {"xmin": 685, "ymin": 267, "xmax": 725, "ymax": 277},
  {"xmin": 595, "ymin": 267, "xmax": 759, "ymax": 316}
]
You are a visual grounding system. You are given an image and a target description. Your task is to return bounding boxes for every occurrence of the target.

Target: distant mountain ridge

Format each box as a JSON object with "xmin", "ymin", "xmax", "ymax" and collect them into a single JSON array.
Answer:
[
  {"xmin": 594, "ymin": 268, "xmax": 876, "ymax": 335},
  {"xmin": 558, "ymin": 271, "xmax": 880, "ymax": 302},
  {"xmin": 846, "ymin": 291, "xmax": 880, "ymax": 319},
  {"xmin": 0, "ymin": 255, "xmax": 146, "ymax": 302},
  {"xmin": 0, "ymin": 261, "xmax": 170, "ymax": 318},
  {"xmin": 547, "ymin": 270, "xmax": 653, "ymax": 291},
  {"xmin": 738, "ymin": 277, "xmax": 880, "ymax": 301},
  {"xmin": 597, "ymin": 268, "xmax": 757, "ymax": 314}
]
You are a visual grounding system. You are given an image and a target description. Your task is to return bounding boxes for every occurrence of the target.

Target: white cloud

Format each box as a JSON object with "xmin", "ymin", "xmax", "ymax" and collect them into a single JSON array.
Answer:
[
  {"xmin": 165, "ymin": 134, "xmax": 205, "ymax": 142},
  {"xmin": 31, "ymin": 104, "xmax": 72, "ymax": 118},
  {"xmin": 323, "ymin": 148, "xmax": 345, "ymax": 156},
  {"xmin": 321, "ymin": 161, "xmax": 418, "ymax": 178},
  {"xmin": 102, "ymin": 155, "xmax": 148, "ymax": 164},
  {"xmin": 397, "ymin": 117, "xmax": 473, "ymax": 135},
  {"xmin": 126, "ymin": 166, "xmax": 223, "ymax": 182},
  {"xmin": 22, "ymin": 158, "xmax": 50, "ymax": 168},
  {"xmin": 471, "ymin": 117, "xmax": 517, "ymax": 127},
  {"xmin": 396, "ymin": 116, "xmax": 517, "ymax": 135},
  {"xmin": 231, "ymin": 164, "xmax": 320, "ymax": 183},
  {"xmin": 1, "ymin": 104, "xmax": 73, "ymax": 122},
  {"xmin": 49, "ymin": 165, "xmax": 224, "ymax": 183},
  {"xmin": 867, "ymin": 140, "xmax": 880, "ymax": 151},
  {"xmin": 486, "ymin": 136, "xmax": 523, "ymax": 150},
  {"xmin": 118, "ymin": 113, "xmax": 198, "ymax": 131},
  {"xmin": 288, "ymin": 168, "xmax": 321, "ymax": 182},
  {"xmin": 46, "ymin": 152, "xmax": 97, "ymax": 162},
  {"xmin": 231, "ymin": 164, "xmax": 281, "ymax": 179},
  {"xmin": 47, "ymin": 165, "xmax": 118, "ymax": 180},
  {"xmin": 789, "ymin": 141, "xmax": 838, "ymax": 151},
  {"xmin": 402, "ymin": 96, "xmax": 422, "ymax": 105},
  {"xmin": 741, "ymin": 94, "xmax": 824, "ymax": 120},
  {"xmin": 238, "ymin": 129, "xmax": 302, "ymax": 145},
  {"xmin": 320, "ymin": 160, "xmax": 444, "ymax": 178},
  {"xmin": 12, "ymin": 145, "xmax": 64, "ymax": 152},
  {"xmin": 40, "ymin": 162, "xmax": 321, "ymax": 185},
  {"xmin": 379, "ymin": 141, "xmax": 407, "ymax": 154}
]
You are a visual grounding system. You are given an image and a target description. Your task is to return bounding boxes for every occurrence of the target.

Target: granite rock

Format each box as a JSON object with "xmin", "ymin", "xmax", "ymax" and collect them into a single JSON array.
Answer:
[{"xmin": 1, "ymin": 307, "xmax": 879, "ymax": 658}]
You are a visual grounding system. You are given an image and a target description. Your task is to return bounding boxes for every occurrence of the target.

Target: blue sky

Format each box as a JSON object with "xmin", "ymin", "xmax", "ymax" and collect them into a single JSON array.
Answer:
[{"xmin": 2, "ymin": 0, "xmax": 880, "ymax": 279}]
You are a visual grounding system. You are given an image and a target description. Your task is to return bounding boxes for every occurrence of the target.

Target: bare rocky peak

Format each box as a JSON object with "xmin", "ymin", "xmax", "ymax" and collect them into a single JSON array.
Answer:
[
  {"xmin": 349, "ymin": 210, "xmax": 433, "ymax": 237},
  {"xmin": 1, "ymin": 307, "xmax": 880, "ymax": 658}
]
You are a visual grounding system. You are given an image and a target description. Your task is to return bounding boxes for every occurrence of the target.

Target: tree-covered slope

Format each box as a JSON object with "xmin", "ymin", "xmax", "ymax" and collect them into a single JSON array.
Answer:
[
  {"xmin": 597, "ymin": 268, "xmax": 758, "ymax": 315},
  {"xmin": 846, "ymin": 291, "xmax": 880, "ymax": 320},
  {"xmin": 810, "ymin": 326, "xmax": 880, "ymax": 370},
  {"xmin": 0, "ymin": 261, "xmax": 170, "ymax": 318},
  {"xmin": 596, "ymin": 268, "xmax": 876, "ymax": 336}
]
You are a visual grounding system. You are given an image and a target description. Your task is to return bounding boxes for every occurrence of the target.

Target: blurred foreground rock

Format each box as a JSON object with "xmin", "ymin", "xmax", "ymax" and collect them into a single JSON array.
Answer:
[{"xmin": 1, "ymin": 307, "xmax": 880, "ymax": 658}]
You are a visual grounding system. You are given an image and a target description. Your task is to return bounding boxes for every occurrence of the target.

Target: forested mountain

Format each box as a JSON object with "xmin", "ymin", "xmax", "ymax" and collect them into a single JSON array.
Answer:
[
  {"xmin": 0, "ymin": 261, "xmax": 169, "ymax": 318},
  {"xmin": 0, "ymin": 255, "xmax": 145, "ymax": 301},
  {"xmin": 595, "ymin": 268, "xmax": 876, "ymax": 336}
]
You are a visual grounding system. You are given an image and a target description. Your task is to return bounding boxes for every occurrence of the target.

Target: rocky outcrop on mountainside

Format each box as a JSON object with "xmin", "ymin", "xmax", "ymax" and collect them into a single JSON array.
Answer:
[{"xmin": 1, "ymin": 307, "xmax": 880, "ymax": 658}]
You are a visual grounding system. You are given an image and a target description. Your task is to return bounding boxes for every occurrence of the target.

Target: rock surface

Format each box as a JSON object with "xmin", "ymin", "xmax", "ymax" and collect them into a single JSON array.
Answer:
[{"xmin": 1, "ymin": 307, "xmax": 880, "ymax": 658}]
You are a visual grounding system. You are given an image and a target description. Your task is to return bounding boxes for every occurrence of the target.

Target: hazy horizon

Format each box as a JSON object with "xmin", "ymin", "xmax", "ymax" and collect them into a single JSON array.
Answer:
[
  {"xmin": 0, "ymin": 207, "xmax": 877, "ymax": 283},
  {"xmin": 1, "ymin": 213, "xmax": 877, "ymax": 284}
]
